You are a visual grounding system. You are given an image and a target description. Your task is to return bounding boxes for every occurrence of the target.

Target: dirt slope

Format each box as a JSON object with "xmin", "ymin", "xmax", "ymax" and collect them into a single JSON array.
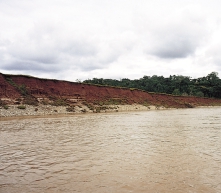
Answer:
[{"xmin": 0, "ymin": 72, "xmax": 221, "ymax": 108}]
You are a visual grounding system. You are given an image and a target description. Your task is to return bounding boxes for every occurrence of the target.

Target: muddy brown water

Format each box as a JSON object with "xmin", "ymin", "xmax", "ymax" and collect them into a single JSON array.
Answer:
[{"xmin": 0, "ymin": 107, "xmax": 221, "ymax": 193}]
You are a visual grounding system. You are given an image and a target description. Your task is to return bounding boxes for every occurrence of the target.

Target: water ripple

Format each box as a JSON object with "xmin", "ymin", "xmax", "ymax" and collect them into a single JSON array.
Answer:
[{"xmin": 1, "ymin": 108, "xmax": 221, "ymax": 192}]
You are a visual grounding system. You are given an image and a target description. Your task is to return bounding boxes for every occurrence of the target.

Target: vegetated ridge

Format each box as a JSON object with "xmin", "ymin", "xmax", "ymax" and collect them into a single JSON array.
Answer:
[
  {"xmin": 0, "ymin": 72, "xmax": 221, "ymax": 114},
  {"xmin": 83, "ymin": 72, "xmax": 221, "ymax": 98}
]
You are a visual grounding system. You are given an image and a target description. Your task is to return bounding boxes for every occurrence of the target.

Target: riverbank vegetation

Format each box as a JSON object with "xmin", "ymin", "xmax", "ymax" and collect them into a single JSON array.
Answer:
[{"xmin": 83, "ymin": 72, "xmax": 221, "ymax": 98}]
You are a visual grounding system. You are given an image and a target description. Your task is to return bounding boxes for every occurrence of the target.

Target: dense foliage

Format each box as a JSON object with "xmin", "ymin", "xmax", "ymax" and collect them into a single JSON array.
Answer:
[{"xmin": 83, "ymin": 72, "xmax": 221, "ymax": 98}]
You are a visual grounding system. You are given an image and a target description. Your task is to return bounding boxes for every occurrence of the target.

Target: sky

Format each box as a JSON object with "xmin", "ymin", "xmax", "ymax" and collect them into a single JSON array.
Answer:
[{"xmin": 1, "ymin": 0, "xmax": 221, "ymax": 81}]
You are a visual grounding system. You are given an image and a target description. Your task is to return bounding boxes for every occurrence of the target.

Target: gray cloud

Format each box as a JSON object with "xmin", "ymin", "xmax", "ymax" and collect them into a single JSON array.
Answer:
[
  {"xmin": 146, "ymin": 10, "xmax": 209, "ymax": 59},
  {"xmin": 0, "ymin": 17, "xmax": 135, "ymax": 74},
  {"xmin": 1, "ymin": 0, "xmax": 221, "ymax": 80},
  {"xmin": 0, "ymin": 22, "xmax": 101, "ymax": 73},
  {"xmin": 206, "ymin": 42, "xmax": 221, "ymax": 69},
  {"xmin": 150, "ymin": 37, "xmax": 196, "ymax": 59},
  {"xmin": 62, "ymin": 40, "xmax": 98, "ymax": 57},
  {"xmin": 2, "ymin": 60, "xmax": 62, "ymax": 72}
]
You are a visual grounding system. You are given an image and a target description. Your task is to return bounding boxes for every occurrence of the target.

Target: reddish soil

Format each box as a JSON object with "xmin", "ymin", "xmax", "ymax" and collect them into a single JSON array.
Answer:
[{"xmin": 0, "ymin": 72, "xmax": 221, "ymax": 108}]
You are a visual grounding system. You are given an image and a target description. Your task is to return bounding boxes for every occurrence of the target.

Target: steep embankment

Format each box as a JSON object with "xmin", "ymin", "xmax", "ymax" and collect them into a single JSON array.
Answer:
[{"xmin": 0, "ymin": 72, "xmax": 221, "ymax": 116}]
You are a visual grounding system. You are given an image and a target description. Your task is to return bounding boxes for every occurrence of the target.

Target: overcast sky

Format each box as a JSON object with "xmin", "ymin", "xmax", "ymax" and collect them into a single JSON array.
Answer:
[{"xmin": 1, "ymin": 0, "xmax": 221, "ymax": 81}]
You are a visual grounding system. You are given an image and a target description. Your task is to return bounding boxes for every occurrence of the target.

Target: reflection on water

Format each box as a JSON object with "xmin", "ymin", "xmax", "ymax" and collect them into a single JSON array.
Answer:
[{"xmin": 1, "ymin": 107, "xmax": 221, "ymax": 193}]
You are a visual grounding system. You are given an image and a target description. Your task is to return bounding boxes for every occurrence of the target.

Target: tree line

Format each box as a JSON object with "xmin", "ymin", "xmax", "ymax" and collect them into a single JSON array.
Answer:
[{"xmin": 83, "ymin": 72, "xmax": 221, "ymax": 98}]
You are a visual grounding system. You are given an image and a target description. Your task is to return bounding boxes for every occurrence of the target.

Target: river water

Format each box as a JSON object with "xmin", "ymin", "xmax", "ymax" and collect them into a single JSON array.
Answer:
[{"xmin": 0, "ymin": 107, "xmax": 221, "ymax": 193}]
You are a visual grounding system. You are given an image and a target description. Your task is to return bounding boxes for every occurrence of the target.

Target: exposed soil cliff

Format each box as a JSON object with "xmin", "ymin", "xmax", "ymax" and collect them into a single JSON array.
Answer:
[{"xmin": 1, "ymin": 72, "xmax": 221, "ymax": 114}]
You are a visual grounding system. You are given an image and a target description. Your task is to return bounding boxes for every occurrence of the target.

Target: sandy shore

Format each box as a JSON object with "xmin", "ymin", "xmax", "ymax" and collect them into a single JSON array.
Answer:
[{"xmin": 0, "ymin": 104, "xmax": 170, "ymax": 117}]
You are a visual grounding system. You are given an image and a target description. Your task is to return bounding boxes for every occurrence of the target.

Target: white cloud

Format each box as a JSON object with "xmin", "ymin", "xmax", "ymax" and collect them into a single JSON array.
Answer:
[{"xmin": 1, "ymin": 0, "xmax": 221, "ymax": 80}]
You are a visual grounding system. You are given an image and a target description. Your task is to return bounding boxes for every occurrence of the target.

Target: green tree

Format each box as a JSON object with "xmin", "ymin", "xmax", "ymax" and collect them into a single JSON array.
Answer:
[{"xmin": 172, "ymin": 89, "xmax": 180, "ymax": 96}]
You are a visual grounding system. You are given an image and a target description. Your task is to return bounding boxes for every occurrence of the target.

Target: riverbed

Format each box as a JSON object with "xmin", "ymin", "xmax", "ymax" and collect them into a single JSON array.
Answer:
[{"xmin": 1, "ymin": 107, "xmax": 221, "ymax": 192}]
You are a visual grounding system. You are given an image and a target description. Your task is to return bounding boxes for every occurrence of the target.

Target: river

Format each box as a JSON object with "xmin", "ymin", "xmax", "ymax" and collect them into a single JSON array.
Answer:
[{"xmin": 0, "ymin": 107, "xmax": 221, "ymax": 193}]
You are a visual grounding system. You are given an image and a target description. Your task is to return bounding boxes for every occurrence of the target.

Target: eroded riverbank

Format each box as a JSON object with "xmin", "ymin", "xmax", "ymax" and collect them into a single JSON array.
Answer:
[
  {"xmin": 0, "ymin": 104, "xmax": 170, "ymax": 117},
  {"xmin": 1, "ymin": 103, "xmax": 220, "ymax": 118}
]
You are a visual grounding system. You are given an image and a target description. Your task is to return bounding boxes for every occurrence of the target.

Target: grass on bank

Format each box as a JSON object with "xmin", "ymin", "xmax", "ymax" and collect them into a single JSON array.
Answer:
[
  {"xmin": 0, "ymin": 99, "xmax": 9, "ymax": 110},
  {"xmin": 17, "ymin": 105, "xmax": 26, "ymax": 110}
]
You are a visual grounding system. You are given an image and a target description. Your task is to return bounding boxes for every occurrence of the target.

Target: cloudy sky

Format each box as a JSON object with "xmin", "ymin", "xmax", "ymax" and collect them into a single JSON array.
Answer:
[{"xmin": 1, "ymin": 0, "xmax": 221, "ymax": 81}]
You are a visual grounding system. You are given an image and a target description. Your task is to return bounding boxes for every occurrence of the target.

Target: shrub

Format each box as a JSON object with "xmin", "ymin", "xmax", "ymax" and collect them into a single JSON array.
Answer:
[
  {"xmin": 0, "ymin": 99, "xmax": 6, "ymax": 106},
  {"xmin": 95, "ymin": 108, "xmax": 100, "ymax": 113},
  {"xmin": 6, "ymin": 78, "xmax": 17, "ymax": 87},
  {"xmin": 195, "ymin": 91, "xmax": 204, "ymax": 97},
  {"xmin": 172, "ymin": 89, "xmax": 180, "ymax": 96},
  {"xmin": 142, "ymin": 102, "xmax": 150, "ymax": 107},
  {"xmin": 0, "ymin": 100, "xmax": 9, "ymax": 109},
  {"xmin": 42, "ymin": 100, "xmax": 49, "ymax": 105},
  {"xmin": 51, "ymin": 98, "xmax": 67, "ymax": 106},
  {"xmin": 81, "ymin": 109, "xmax": 87, "ymax": 113},
  {"xmin": 185, "ymin": 103, "xmax": 194, "ymax": 108},
  {"xmin": 3, "ymin": 105, "xmax": 9, "ymax": 110},
  {"xmin": 66, "ymin": 106, "xmax": 75, "ymax": 112},
  {"xmin": 18, "ymin": 85, "xmax": 28, "ymax": 96},
  {"xmin": 82, "ymin": 101, "xmax": 95, "ymax": 110},
  {"xmin": 6, "ymin": 79, "xmax": 29, "ymax": 96},
  {"xmin": 23, "ymin": 96, "xmax": 38, "ymax": 106},
  {"xmin": 17, "ymin": 105, "xmax": 26, "ymax": 109}
]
